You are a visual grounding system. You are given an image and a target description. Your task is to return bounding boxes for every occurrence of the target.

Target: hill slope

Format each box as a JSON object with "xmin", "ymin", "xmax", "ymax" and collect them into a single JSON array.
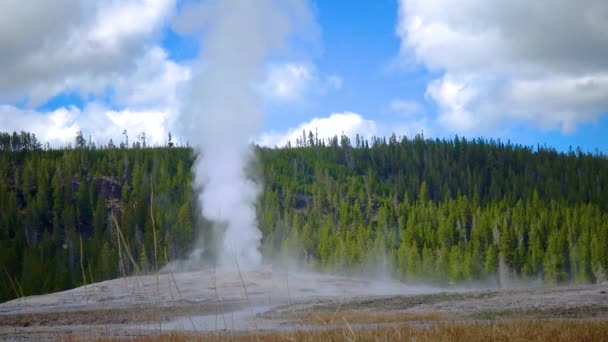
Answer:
[{"xmin": 1, "ymin": 132, "xmax": 607, "ymax": 302}]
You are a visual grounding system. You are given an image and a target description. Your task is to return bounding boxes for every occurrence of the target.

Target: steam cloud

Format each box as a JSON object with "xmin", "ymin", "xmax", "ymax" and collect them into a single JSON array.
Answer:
[{"xmin": 176, "ymin": 0, "xmax": 315, "ymax": 268}]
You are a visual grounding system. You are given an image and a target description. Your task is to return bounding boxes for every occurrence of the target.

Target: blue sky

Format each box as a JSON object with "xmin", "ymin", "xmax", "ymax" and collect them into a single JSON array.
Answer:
[{"xmin": 0, "ymin": 0, "xmax": 606, "ymax": 152}]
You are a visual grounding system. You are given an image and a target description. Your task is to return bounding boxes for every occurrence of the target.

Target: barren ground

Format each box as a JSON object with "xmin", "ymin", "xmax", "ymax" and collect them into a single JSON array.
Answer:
[{"xmin": 1, "ymin": 267, "xmax": 607, "ymax": 341}]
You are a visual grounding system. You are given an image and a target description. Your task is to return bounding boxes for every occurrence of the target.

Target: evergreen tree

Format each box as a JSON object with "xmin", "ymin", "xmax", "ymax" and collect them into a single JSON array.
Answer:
[{"xmin": 1, "ymin": 130, "xmax": 607, "ymax": 302}]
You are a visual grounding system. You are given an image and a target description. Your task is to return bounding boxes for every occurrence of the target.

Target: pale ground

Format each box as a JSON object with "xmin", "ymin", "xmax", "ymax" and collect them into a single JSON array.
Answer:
[{"xmin": 1, "ymin": 266, "xmax": 607, "ymax": 341}]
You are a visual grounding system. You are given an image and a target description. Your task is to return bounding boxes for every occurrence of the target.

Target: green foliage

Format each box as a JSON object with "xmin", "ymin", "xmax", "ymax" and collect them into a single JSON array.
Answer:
[
  {"xmin": 1, "ymin": 131, "xmax": 607, "ymax": 302},
  {"xmin": 0, "ymin": 136, "xmax": 196, "ymax": 302},
  {"xmin": 256, "ymin": 133, "xmax": 608, "ymax": 285}
]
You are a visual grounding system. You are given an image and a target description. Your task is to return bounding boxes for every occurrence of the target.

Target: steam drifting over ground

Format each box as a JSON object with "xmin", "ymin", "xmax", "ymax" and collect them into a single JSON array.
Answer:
[
  {"xmin": 1, "ymin": 268, "xmax": 606, "ymax": 339},
  {"xmin": 175, "ymin": 0, "xmax": 315, "ymax": 268}
]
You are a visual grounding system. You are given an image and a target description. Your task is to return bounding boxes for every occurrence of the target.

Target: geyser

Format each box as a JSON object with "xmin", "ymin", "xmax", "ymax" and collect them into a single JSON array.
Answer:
[{"xmin": 176, "ymin": 0, "xmax": 315, "ymax": 268}]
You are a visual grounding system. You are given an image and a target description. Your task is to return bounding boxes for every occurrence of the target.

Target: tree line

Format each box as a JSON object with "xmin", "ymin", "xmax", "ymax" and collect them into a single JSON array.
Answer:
[{"xmin": 0, "ymin": 131, "xmax": 607, "ymax": 302}]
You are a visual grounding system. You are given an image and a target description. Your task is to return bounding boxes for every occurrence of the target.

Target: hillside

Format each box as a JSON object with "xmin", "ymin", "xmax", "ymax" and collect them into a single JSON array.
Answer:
[{"xmin": 1, "ymin": 131, "xmax": 607, "ymax": 302}]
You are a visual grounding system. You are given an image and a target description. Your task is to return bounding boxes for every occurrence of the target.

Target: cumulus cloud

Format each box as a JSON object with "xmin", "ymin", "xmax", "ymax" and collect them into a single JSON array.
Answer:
[
  {"xmin": 425, "ymin": 75, "xmax": 480, "ymax": 131},
  {"xmin": 0, "ymin": 1, "xmax": 187, "ymax": 147},
  {"xmin": 0, "ymin": 0, "xmax": 175, "ymax": 105},
  {"xmin": 0, "ymin": 42, "xmax": 188, "ymax": 147},
  {"xmin": 258, "ymin": 112, "xmax": 377, "ymax": 147},
  {"xmin": 259, "ymin": 62, "xmax": 342, "ymax": 101},
  {"xmin": 397, "ymin": 0, "xmax": 608, "ymax": 133},
  {"xmin": 0, "ymin": 104, "xmax": 174, "ymax": 148},
  {"xmin": 258, "ymin": 111, "xmax": 429, "ymax": 148},
  {"xmin": 0, "ymin": 106, "xmax": 80, "ymax": 146},
  {"xmin": 113, "ymin": 46, "xmax": 191, "ymax": 109}
]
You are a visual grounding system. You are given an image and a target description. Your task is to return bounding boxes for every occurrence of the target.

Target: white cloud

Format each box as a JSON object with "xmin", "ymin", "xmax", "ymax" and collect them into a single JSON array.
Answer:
[
  {"xmin": 259, "ymin": 62, "xmax": 342, "ymax": 101},
  {"xmin": 258, "ymin": 111, "xmax": 430, "ymax": 147},
  {"xmin": 260, "ymin": 63, "xmax": 313, "ymax": 101},
  {"xmin": 0, "ymin": 103, "xmax": 174, "ymax": 148},
  {"xmin": 0, "ymin": 106, "xmax": 81, "ymax": 146},
  {"xmin": 425, "ymin": 75, "xmax": 480, "ymax": 131},
  {"xmin": 258, "ymin": 112, "xmax": 377, "ymax": 147},
  {"xmin": 89, "ymin": 0, "xmax": 173, "ymax": 47},
  {"xmin": 0, "ymin": 1, "xmax": 187, "ymax": 148},
  {"xmin": 113, "ymin": 46, "xmax": 191, "ymax": 109},
  {"xmin": 397, "ymin": 0, "xmax": 608, "ymax": 134},
  {"xmin": 0, "ymin": 0, "xmax": 175, "ymax": 105},
  {"xmin": 0, "ymin": 42, "xmax": 187, "ymax": 147}
]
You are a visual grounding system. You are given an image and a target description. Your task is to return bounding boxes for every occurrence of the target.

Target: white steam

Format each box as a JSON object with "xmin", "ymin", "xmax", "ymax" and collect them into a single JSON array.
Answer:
[{"xmin": 176, "ymin": 0, "xmax": 314, "ymax": 268}]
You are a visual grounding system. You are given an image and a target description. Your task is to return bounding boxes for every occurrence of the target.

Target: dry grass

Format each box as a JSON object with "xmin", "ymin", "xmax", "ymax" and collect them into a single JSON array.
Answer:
[
  {"xmin": 92, "ymin": 319, "xmax": 608, "ymax": 342},
  {"xmin": 295, "ymin": 311, "xmax": 443, "ymax": 325}
]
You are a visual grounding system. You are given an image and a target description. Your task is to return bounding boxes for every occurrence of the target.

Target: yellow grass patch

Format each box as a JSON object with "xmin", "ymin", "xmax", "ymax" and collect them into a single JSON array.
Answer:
[
  {"xmin": 94, "ymin": 319, "xmax": 608, "ymax": 342},
  {"xmin": 295, "ymin": 311, "xmax": 443, "ymax": 325}
]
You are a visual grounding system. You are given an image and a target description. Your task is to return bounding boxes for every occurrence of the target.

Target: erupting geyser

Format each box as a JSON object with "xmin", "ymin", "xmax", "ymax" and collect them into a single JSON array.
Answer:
[{"xmin": 176, "ymin": 0, "xmax": 315, "ymax": 268}]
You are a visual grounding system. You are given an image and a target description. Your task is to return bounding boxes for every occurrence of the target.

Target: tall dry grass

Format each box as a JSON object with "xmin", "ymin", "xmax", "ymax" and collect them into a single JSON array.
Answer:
[
  {"xmin": 150, "ymin": 181, "xmax": 162, "ymax": 333},
  {"xmin": 94, "ymin": 319, "xmax": 608, "ymax": 342},
  {"xmin": 297, "ymin": 311, "xmax": 443, "ymax": 325}
]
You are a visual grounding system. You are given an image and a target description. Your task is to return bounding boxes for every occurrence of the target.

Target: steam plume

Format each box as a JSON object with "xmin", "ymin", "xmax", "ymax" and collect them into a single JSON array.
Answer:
[{"xmin": 176, "ymin": 0, "xmax": 314, "ymax": 268}]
